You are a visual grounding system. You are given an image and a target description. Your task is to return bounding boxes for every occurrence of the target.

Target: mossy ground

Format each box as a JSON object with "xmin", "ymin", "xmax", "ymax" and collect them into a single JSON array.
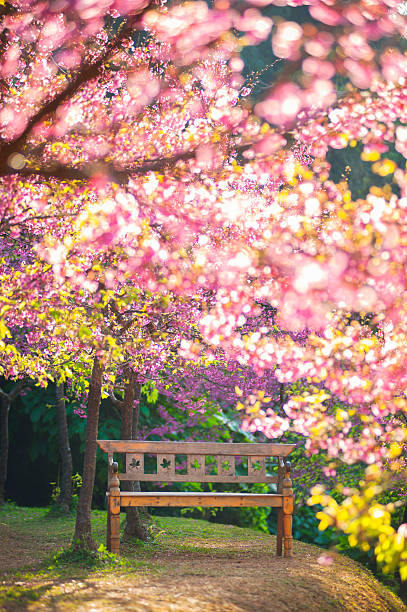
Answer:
[{"xmin": 0, "ymin": 503, "xmax": 405, "ymax": 611}]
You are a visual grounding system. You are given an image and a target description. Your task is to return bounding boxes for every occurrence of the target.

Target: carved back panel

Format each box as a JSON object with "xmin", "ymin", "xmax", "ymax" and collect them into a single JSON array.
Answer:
[{"xmin": 98, "ymin": 440, "xmax": 296, "ymax": 484}]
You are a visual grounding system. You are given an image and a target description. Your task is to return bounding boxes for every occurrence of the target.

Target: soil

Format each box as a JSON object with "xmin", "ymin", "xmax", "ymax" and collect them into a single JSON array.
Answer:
[{"xmin": 0, "ymin": 507, "xmax": 405, "ymax": 612}]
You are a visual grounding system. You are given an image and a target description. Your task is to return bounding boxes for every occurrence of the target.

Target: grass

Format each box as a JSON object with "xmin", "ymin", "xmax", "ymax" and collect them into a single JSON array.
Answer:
[{"xmin": 0, "ymin": 503, "xmax": 406, "ymax": 611}]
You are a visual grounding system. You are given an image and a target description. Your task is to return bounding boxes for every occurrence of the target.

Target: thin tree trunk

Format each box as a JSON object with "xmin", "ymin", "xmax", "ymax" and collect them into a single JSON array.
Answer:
[
  {"xmin": 132, "ymin": 382, "xmax": 140, "ymax": 438},
  {"xmin": 122, "ymin": 370, "xmax": 149, "ymax": 541},
  {"xmin": 0, "ymin": 396, "xmax": 10, "ymax": 505},
  {"xmin": 73, "ymin": 356, "xmax": 103, "ymax": 549},
  {"xmin": 0, "ymin": 380, "xmax": 27, "ymax": 505},
  {"xmin": 132, "ymin": 381, "xmax": 151, "ymax": 523},
  {"xmin": 121, "ymin": 367, "xmax": 135, "ymax": 441},
  {"xmin": 56, "ymin": 382, "xmax": 73, "ymax": 513}
]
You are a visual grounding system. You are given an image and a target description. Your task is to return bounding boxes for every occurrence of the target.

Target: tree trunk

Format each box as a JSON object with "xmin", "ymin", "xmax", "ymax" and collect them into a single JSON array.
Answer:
[
  {"xmin": 73, "ymin": 356, "xmax": 103, "ymax": 549},
  {"xmin": 0, "ymin": 396, "xmax": 10, "ymax": 505},
  {"xmin": 121, "ymin": 367, "xmax": 135, "ymax": 441},
  {"xmin": 122, "ymin": 370, "xmax": 149, "ymax": 542},
  {"xmin": 56, "ymin": 382, "xmax": 73, "ymax": 513},
  {"xmin": 0, "ymin": 381, "xmax": 26, "ymax": 506}
]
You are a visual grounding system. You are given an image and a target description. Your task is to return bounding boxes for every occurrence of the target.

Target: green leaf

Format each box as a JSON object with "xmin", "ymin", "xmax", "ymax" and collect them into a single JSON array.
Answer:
[
  {"xmin": 78, "ymin": 325, "xmax": 92, "ymax": 339},
  {"xmin": 49, "ymin": 309, "xmax": 62, "ymax": 321},
  {"xmin": 31, "ymin": 404, "xmax": 44, "ymax": 423},
  {"xmin": 140, "ymin": 404, "xmax": 150, "ymax": 417}
]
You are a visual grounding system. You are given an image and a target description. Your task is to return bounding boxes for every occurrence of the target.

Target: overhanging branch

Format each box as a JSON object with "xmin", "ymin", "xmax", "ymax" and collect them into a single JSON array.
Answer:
[
  {"xmin": 0, "ymin": 9, "xmax": 149, "ymax": 171},
  {"xmin": 0, "ymin": 143, "xmax": 253, "ymax": 183}
]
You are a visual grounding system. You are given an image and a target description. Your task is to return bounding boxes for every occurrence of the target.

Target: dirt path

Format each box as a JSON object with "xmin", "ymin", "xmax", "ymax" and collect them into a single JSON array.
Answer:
[
  {"xmin": 0, "ymin": 523, "xmax": 67, "ymax": 573},
  {"xmin": 0, "ymin": 509, "xmax": 405, "ymax": 612},
  {"xmin": 2, "ymin": 549, "xmax": 403, "ymax": 612}
]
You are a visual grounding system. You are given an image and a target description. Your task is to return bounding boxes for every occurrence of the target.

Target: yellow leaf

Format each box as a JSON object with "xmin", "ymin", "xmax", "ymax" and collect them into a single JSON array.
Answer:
[
  {"xmin": 348, "ymin": 534, "xmax": 358, "ymax": 547},
  {"xmin": 361, "ymin": 150, "xmax": 381, "ymax": 162},
  {"xmin": 372, "ymin": 159, "xmax": 396, "ymax": 176},
  {"xmin": 389, "ymin": 442, "xmax": 401, "ymax": 459},
  {"xmin": 400, "ymin": 563, "xmax": 407, "ymax": 582},
  {"xmin": 317, "ymin": 513, "xmax": 333, "ymax": 531}
]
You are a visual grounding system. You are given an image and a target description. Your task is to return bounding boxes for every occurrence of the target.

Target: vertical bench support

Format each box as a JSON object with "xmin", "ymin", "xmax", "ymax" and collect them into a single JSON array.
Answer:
[
  {"xmin": 276, "ymin": 457, "xmax": 284, "ymax": 556},
  {"xmin": 282, "ymin": 460, "xmax": 294, "ymax": 557},
  {"xmin": 107, "ymin": 460, "xmax": 121, "ymax": 553}
]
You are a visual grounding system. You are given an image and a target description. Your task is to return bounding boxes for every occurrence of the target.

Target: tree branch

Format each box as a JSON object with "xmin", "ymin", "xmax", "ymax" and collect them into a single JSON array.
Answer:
[
  {"xmin": 0, "ymin": 2, "xmax": 17, "ymax": 18},
  {"xmin": 9, "ymin": 378, "xmax": 29, "ymax": 402},
  {"xmin": 0, "ymin": 142, "xmax": 254, "ymax": 183},
  {"xmin": 0, "ymin": 378, "xmax": 29, "ymax": 402},
  {"xmin": 109, "ymin": 389, "xmax": 123, "ymax": 408},
  {"xmin": 0, "ymin": 10, "xmax": 148, "ymax": 170}
]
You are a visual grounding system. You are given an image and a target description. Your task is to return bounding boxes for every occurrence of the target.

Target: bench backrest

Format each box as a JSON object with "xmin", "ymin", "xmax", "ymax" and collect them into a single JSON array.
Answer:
[{"xmin": 97, "ymin": 440, "xmax": 295, "ymax": 484}]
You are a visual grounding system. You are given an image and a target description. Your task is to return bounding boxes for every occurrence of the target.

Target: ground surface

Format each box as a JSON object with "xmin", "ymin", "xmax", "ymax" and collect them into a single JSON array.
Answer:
[{"xmin": 0, "ymin": 504, "xmax": 405, "ymax": 612}]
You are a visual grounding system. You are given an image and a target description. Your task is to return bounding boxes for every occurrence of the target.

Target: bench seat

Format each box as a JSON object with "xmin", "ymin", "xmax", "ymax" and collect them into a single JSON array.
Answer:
[{"xmin": 110, "ymin": 491, "xmax": 284, "ymax": 507}]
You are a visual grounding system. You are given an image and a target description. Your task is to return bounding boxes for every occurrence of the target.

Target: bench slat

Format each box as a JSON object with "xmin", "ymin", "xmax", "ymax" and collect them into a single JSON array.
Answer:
[
  {"xmin": 118, "ymin": 473, "xmax": 278, "ymax": 483},
  {"xmin": 113, "ymin": 491, "xmax": 284, "ymax": 508},
  {"xmin": 98, "ymin": 440, "xmax": 296, "ymax": 456}
]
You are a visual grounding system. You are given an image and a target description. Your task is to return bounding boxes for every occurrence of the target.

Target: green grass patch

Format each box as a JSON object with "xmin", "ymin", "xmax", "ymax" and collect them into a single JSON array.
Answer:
[{"xmin": 0, "ymin": 504, "xmax": 405, "ymax": 612}]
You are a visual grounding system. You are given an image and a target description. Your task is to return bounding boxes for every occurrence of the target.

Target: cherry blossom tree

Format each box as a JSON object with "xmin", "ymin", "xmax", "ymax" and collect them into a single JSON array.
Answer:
[{"xmin": 2, "ymin": 0, "xmax": 407, "ymax": 569}]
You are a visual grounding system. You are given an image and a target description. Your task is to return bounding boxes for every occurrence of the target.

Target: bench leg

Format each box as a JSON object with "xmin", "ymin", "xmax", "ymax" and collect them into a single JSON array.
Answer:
[
  {"xmin": 282, "ymin": 464, "xmax": 294, "ymax": 558},
  {"xmin": 276, "ymin": 508, "xmax": 283, "ymax": 556},
  {"xmin": 107, "ymin": 499, "xmax": 111, "ymax": 551},
  {"xmin": 108, "ymin": 494, "xmax": 121, "ymax": 554},
  {"xmin": 283, "ymin": 509, "xmax": 293, "ymax": 557}
]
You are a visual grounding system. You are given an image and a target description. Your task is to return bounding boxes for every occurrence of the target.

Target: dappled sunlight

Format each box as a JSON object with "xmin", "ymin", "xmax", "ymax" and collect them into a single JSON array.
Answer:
[{"xmin": 0, "ymin": 507, "xmax": 404, "ymax": 612}]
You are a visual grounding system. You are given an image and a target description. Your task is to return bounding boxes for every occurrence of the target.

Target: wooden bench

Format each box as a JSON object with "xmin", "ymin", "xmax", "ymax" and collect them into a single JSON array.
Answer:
[{"xmin": 97, "ymin": 440, "xmax": 295, "ymax": 557}]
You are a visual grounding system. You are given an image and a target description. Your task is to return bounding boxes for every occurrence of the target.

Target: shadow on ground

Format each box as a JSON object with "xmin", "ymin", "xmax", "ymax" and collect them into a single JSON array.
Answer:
[{"xmin": 0, "ymin": 508, "xmax": 405, "ymax": 612}]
